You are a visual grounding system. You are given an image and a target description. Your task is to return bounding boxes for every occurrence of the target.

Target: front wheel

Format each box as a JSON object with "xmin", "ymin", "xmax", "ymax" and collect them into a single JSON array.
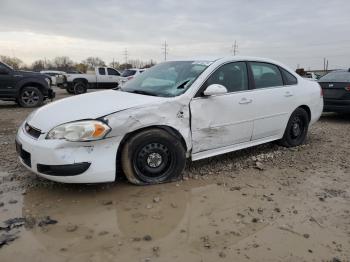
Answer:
[
  {"xmin": 279, "ymin": 108, "xmax": 309, "ymax": 147},
  {"xmin": 66, "ymin": 85, "xmax": 75, "ymax": 94},
  {"xmin": 18, "ymin": 86, "xmax": 44, "ymax": 108},
  {"xmin": 121, "ymin": 129, "xmax": 186, "ymax": 185}
]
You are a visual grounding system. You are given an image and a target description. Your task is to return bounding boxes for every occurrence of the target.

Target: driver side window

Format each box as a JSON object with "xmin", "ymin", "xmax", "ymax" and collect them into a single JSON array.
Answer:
[{"xmin": 205, "ymin": 62, "xmax": 249, "ymax": 93}]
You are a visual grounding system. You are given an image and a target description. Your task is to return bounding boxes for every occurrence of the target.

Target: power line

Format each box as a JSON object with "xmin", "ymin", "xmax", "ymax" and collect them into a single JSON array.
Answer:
[
  {"xmin": 123, "ymin": 49, "xmax": 128, "ymax": 64},
  {"xmin": 162, "ymin": 41, "xmax": 168, "ymax": 61}
]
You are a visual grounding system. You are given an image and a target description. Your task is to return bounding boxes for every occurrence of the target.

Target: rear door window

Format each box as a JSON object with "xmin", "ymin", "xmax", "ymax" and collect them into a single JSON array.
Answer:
[{"xmin": 250, "ymin": 62, "xmax": 283, "ymax": 89}]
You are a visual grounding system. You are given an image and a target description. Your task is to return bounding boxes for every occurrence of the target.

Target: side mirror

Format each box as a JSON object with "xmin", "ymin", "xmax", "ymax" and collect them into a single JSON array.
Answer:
[
  {"xmin": 0, "ymin": 68, "xmax": 9, "ymax": 75},
  {"xmin": 203, "ymin": 84, "xmax": 228, "ymax": 96}
]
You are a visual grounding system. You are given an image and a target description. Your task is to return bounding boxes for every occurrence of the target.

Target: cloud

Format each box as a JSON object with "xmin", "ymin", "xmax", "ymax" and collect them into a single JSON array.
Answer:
[{"xmin": 0, "ymin": 0, "xmax": 349, "ymax": 69}]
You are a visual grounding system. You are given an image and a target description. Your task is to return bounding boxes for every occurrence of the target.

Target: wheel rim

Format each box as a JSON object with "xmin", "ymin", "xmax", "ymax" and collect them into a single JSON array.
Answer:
[
  {"xmin": 75, "ymin": 84, "xmax": 84, "ymax": 94},
  {"xmin": 290, "ymin": 116, "xmax": 304, "ymax": 139},
  {"xmin": 133, "ymin": 142, "xmax": 173, "ymax": 181},
  {"xmin": 21, "ymin": 90, "xmax": 39, "ymax": 106}
]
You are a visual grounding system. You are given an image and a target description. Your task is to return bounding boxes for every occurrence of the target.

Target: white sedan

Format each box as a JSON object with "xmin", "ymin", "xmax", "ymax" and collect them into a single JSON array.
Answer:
[{"xmin": 16, "ymin": 57, "xmax": 323, "ymax": 184}]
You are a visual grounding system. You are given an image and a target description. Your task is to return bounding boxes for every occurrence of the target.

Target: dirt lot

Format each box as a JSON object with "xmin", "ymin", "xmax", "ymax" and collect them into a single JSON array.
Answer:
[{"xmin": 0, "ymin": 88, "xmax": 349, "ymax": 262}]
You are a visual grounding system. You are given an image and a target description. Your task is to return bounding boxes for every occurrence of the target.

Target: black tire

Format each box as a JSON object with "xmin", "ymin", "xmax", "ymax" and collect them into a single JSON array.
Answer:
[
  {"xmin": 73, "ymin": 82, "xmax": 87, "ymax": 95},
  {"xmin": 279, "ymin": 108, "xmax": 309, "ymax": 147},
  {"xmin": 66, "ymin": 85, "xmax": 75, "ymax": 94},
  {"xmin": 121, "ymin": 129, "xmax": 186, "ymax": 185},
  {"xmin": 18, "ymin": 86, "xmax": 44, "ymax": 108}
]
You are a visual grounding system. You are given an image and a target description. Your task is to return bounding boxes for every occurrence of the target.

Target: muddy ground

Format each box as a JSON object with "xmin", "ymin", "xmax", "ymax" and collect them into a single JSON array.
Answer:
[{"xmin": 0, "ymin": 88, "xmax": 349, "ymax": 262}]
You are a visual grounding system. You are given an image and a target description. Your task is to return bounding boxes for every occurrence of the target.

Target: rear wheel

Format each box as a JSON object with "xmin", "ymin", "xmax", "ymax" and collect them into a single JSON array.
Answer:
[
  {"xmin": 121, "ymin": 129, "xmax": 186, "ymax": 185},
  {"xmin": 18, "ymin": 86, "xmax": 44, "ymax": 108},
  {"xmin": 279, "ymin": 108, "xmax": 309, "ymax": 147},
  {"xmin": 73, "ymin": 82, "xmax": 87, "ymax": 95}
]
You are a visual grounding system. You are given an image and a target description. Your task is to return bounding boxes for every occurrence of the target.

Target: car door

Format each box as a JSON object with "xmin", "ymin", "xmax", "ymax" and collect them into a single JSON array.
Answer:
[
  {"xmin": 247, "ymin": 62, "xmax": 296, "ymax": 140},
  {"xmin": 107, "ymin": 68, "xmax": 121, "ymax": 88},
  {"xmin": 96, "ymin": 67, "xmax": 109, "ymax": 89},
  {"xmin": 190, "ymin": 61, "xmax": 254, "ymax": 154},
  {"xmin": 0, "ymin": 64, "xmax": 15, "ymax": 97}
]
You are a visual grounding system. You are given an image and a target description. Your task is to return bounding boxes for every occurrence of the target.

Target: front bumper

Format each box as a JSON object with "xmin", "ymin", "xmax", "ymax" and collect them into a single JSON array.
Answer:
[
  {"xmin": 47, "ymin": 88, "xmax": 56, "ymax": 100},
  {"xmin": 16, "ymin": 124, "xmax": 120, "ymax": 183}
]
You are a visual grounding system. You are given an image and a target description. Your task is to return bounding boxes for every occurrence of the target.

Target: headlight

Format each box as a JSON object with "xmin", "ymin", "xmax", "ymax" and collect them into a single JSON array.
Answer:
[
  {"xmin": 45, "ymin": 77, "xmax": 51, "ymax": 85},
  {"xmin": 46, "ymin": 120, "xmax": 111, "ymax": 142}
]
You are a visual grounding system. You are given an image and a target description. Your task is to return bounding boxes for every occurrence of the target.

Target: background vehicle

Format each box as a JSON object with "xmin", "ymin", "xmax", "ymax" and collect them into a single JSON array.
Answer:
[
  {"xmin": 63, "ymin": 67, "xmax": 121, "ymax": 94},
  {"xmin": 16, "ymin": 57, "xmax": 323, "ymax": 185},
  {"xmin": 318, "ymin": 69, "xmax": 350, "ymax": 113},
  {"xmin": 119, "ymin": 68, "xmax": 146, "ymax": 87},
  {"xmin": 0, "ymin": 61, "xmax": 55, "ymax": 107},
  {"xmin": 303, "ymin": 72, "xmax": 320, "ymax": 81},
  {"xmin": 40, "ymin": 70, "xmax": 67, "ymax": 87}
]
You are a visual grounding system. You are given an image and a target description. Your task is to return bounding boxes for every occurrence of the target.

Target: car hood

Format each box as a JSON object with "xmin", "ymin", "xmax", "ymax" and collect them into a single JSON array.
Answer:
[
  {"xmin": 27, "ymin": 90, "xmax": 165, "ymax": 132},
  {"xmin": 15, "ymin": 70, "xmax": 46, "ymax": 78}
]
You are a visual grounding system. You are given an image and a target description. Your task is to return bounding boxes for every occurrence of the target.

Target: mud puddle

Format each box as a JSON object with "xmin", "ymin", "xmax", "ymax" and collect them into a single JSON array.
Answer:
[{"xmin": 1, "ymin": 167, "xmax": 349, "ymax": 261}]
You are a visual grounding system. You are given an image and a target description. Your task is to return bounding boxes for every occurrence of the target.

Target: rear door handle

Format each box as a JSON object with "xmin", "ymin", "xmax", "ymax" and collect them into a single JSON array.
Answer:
[
  {"xmin": 239, "ymin": 98, "xmax": 253, "ymax": 104},
  {"xmin": 285, "ymin": 91, "xmax": 293, "ymax": 97}
]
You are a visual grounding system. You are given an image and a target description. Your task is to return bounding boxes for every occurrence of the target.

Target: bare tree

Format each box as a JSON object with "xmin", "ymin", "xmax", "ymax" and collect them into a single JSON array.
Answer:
[
  {"xmin": 0, "ymin": 55, "xmax": 23, "ymax": 69},
  {"xmin": 75, "ymin": 63, "xmax": 88, "ymax": 73},
  {"xmin": 82, "ymin": 57, "xmax": 106, "ymax": 69},
  {"xmin": 31, "ymin": 60, "xmax": 46, "ymax": 71},
  {"xmin": 53, "ymin": 56, "xmax": 74, "ymax": 71}
]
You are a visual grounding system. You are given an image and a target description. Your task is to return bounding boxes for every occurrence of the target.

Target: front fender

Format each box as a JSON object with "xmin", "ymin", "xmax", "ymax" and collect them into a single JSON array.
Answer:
[
  {"xmin": 104, "ymin": 101, "xmax": 192, "ymax": 153},
  {"xmin": 15, "ymin": 77, "xmax": 50, "ymax": 95}
]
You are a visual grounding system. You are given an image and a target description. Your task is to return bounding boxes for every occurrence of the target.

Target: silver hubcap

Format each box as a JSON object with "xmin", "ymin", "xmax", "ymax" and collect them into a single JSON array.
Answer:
[
  {"xmin": 22, "ymin": 90, "xmax": 39, "ymax": 105},
  {"xmin": 292, "ymin": 123, "xmax": 301, "ymax": 137},
  {"xmin": 147, "ymin": 153, "xmax": 163, "ymax": 168}
]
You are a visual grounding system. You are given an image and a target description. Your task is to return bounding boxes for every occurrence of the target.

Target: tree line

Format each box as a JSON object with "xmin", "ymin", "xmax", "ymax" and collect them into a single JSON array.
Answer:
[{"xmin": 0, "ymin": 55, "xmax": 156, "ymax": 73}]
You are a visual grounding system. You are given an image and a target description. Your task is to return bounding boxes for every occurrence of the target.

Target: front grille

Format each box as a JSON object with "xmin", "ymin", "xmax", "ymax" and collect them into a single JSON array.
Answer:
[{"xmin": 25, "ymin": 123, "xmax": 42, "ymax": 139}]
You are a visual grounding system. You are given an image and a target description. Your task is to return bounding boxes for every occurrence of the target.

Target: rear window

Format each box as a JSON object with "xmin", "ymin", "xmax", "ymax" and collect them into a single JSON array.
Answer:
[
  {"xmin": 121, "ymin": 70, "xmax": 136, "ymax": 77},
  {"xmin": 319, "ymin": 71, "xmax": 350, "ymax": 82}
]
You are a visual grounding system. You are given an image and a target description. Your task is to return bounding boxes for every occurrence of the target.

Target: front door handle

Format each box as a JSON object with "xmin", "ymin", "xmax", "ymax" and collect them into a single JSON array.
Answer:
[
  {"xmin": 285, "ymin": 91, "xmax": 293, "ymax": 97},
  {"xmin": 239, "ymin": 98, "xmax": 253, "ymax": 104}
]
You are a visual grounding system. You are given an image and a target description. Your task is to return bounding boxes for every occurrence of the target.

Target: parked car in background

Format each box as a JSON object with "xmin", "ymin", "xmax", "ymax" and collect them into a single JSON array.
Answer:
[
  {"xmin": 318, "ymin": 69, "xmax": 350, "ymax": 113},
  {"xmin": 16, "ymin": 56, "xmax": 323, "ymax": 184},
  {"xmin": 0, "ymin": 61, "xmax": 55, "ymax": 107},
  {"xmin": 303, "ymin": 72, "xmax": 320, "ymax": 81},
  {"xmin": 63, "ymin": 67, "xmax": 121, "ymax": 94},
  {"xmin": 119, "ymin": 68, "xmax": 146, "ymax": 87},
  {"xmin": 40, "ymin": 70, "xmax": 67, "ymax": 87}
]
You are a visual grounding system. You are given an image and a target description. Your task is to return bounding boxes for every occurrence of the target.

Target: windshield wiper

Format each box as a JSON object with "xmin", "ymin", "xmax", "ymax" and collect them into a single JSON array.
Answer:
[
  {"xmin": 127, "ymin": 90, "xmax": 158, "ymax": 96},
  {"xmin": 175, "ymin": 79, "xmax": 191, "ymax": 89}
]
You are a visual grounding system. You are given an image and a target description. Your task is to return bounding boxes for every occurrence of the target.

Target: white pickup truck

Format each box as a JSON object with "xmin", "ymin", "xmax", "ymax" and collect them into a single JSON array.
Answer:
[{"xmin": 63, "ymin": 67, "xmax": 121, "ymax": 94}]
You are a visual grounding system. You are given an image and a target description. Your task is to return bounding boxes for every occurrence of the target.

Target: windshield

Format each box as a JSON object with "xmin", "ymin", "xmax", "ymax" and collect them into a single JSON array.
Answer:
[
  {"xmin": 121, "ymin": 69, "xmax": 136, "ymax": 77},
  {"xmin": 120, "ymin": 61, "xmax": 211, "ymax": 97},
  {"xmin": 319, "ymin": 71, "xmax": 350, "ymax": 82},
  {"xmin": 0, "ymin": 61, "xmax": 13, "ymax": 70}
]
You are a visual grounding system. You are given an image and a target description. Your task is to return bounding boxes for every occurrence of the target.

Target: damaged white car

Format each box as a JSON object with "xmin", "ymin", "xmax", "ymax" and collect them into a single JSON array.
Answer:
[{"xmin": 16, "ymin": 57, "xmax": 323, "ymax": 184}]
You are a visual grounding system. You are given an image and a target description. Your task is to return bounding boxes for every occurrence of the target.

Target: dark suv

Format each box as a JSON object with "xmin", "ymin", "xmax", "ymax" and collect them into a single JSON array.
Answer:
[{"xmin": 0, "ymin": 61, "xmax": 55, "ymax": 107}]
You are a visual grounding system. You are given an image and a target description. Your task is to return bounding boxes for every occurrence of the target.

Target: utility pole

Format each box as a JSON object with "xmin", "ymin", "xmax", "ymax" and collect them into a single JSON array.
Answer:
[
  {"xmin": 123, "ymin": 49, "xmax": 128, "ymax": 64},
  {"xmin": 231, "ymin": 40, "xmax": 238, "ymax": 56},
  {"xmin": 162, "ymin": 41, "xmax": 168, "ymax": 61}
]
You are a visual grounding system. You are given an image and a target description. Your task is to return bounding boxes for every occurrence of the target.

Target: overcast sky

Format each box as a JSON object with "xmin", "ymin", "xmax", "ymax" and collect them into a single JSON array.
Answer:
[{"xmin": 0, "ymin": 0, "xmax": 349, "ymax": 69}]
